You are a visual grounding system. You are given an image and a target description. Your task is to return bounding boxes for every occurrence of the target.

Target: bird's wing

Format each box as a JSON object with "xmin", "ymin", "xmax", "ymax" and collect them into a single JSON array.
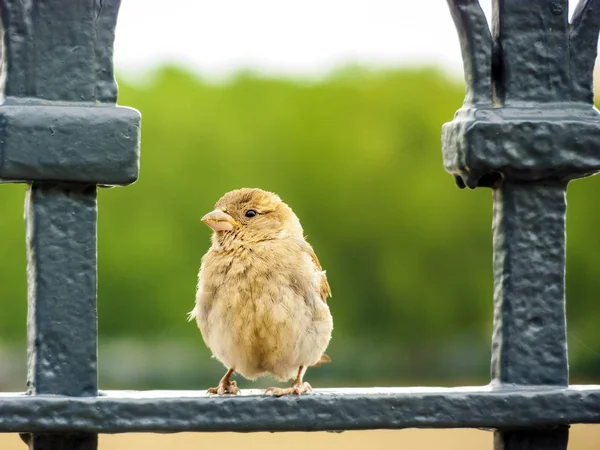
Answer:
[{"xmin": 305, "ymin": 243, "xmax": 332, "ymax": 304}]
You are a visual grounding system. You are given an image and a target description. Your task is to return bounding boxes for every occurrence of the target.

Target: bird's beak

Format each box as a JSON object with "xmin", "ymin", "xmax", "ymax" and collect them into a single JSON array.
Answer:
[{"xmin": 201, "ymin": 209, "xmax": 238, "ymax": 232}]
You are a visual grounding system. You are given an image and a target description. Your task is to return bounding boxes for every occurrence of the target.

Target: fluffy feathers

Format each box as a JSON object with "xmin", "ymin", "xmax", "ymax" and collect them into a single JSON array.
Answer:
[{"xmin": 191, "ymin": 188, "xmax": 333, "ymax": 396}]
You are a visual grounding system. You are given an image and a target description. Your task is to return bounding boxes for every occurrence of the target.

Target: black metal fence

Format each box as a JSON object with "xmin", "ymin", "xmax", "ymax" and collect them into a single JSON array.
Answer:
[{"xmin": 0, "ymin": 0, "xmax": 599, "ymax": 449}]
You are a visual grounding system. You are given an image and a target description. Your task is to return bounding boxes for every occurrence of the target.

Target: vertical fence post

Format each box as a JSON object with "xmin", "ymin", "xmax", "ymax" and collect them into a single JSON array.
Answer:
[
  {"xmin": 0, "ymin": 0, "xmax": 141, "ymax": 448},
  {"xmin": 444, "ymin": 0, "xmax": 600, "ymax": 449},
  {"xmin": 25, "ymin": 184, "xmax": 99, "ymax": 450},
  {"xmin": 490, "ymin": 183, "xmax": 569, "ymax": 449}
]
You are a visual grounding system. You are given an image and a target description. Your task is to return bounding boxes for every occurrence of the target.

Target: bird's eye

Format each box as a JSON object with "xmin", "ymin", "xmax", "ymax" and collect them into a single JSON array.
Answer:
[{"xmin": 245, "ymin": 209, "xmax": 257, "ymax": 218}]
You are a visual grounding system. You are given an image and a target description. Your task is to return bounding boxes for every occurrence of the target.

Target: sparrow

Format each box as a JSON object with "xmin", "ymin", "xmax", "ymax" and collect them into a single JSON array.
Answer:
[{"xmin": 188, "ymin": 188, "xmax": 333, "ymax": 396}]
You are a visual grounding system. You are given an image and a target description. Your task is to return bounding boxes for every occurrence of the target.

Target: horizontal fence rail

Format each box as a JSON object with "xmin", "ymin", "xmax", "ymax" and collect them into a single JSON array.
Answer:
[
  {"xmin": 0, "ymin": 0, "xmax": 599, "ymax": 449},
  {"xmin": 0, "ymin": 387, "xmax": 600, "ymax": 433}
]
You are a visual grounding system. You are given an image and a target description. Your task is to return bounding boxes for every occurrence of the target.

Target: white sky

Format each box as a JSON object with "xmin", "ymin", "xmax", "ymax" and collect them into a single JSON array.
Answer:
[{"xmin": 113, "ymin": 0, "xmax": 580, "ymax": 80}]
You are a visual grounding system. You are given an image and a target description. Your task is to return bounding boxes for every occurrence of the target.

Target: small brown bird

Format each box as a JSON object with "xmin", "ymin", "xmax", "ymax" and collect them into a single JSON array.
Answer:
[{"xmin": 189, "ymin": 188, "xmax": 333, "ymax": 396}]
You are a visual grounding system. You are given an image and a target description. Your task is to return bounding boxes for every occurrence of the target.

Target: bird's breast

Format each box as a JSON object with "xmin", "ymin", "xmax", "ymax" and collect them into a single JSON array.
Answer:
[{"xmin": 195, "ymin": 240, "xmax": 332, "ymax": 379}]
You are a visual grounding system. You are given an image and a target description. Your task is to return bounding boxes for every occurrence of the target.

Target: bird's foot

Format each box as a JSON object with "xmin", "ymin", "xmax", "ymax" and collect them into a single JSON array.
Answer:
[
  {"xmin": 265, "ymin": 381, "xmax": 312, "ymax": 397},
  {"xmin": 207, "ymin": 380, "xmax": 240, "ymax": 395}
]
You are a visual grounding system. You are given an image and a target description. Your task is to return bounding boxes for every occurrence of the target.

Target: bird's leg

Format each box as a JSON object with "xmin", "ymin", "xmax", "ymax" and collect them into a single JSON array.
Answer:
[
  {"xmin": 265, "ymin": 366, "xmax": 312, "ymax": 396},
  {"xmin": 207, "ymin": 367, "xmax": 240, "ymax": 395}
]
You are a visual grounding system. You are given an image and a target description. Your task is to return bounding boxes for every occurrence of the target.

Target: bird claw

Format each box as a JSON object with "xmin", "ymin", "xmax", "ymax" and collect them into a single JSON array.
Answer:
[
  {"xmin": 207, "ymin": 380, "xmax": 240, "ymax": 395},
  {"xmin": 265, "ymin": 382, "xmax": 312, "ymax": 397}
]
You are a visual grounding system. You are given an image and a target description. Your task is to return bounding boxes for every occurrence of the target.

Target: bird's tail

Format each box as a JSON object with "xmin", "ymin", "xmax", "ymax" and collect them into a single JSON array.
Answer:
[{"xmin": 311, "ymin": 353, "xmax": 331, "ymax": 367}]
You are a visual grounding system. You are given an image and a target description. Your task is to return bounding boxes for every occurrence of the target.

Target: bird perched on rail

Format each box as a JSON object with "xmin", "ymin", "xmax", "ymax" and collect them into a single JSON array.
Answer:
[{"xmin": 189, "ymin": 188, "xmax": 333, "ymax": 396}]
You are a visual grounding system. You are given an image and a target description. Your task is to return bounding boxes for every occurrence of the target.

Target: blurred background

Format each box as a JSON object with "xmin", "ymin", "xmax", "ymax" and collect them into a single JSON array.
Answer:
[{"xmin": 1, "ymin": 0, "xmax": 600, "ymax": 448}]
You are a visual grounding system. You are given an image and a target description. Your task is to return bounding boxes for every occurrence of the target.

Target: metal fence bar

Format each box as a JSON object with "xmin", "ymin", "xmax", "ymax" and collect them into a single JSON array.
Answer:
[
  {"xmin": 444, "ymin": 0, "xmax": 600, "ymax": 448},
  {"xmin": 0, "ymin": 1, "xmax": 140, "ymax": 449},
  {"xmin": 24, "ymin": 185, "xmax": 99, "ymax": 450},
  {"xmin": 491, "ymin": 183, "xmax": 570, "ymax": 449},
  {"xmin": 0, "ymin": 386, "xmax": 599, "ymax": 433}
]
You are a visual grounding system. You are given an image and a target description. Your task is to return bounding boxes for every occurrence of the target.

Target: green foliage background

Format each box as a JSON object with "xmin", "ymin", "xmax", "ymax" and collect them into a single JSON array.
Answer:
[{"xmin": 0, "ymin": 66, "xmax": 599, "ymax": 388}]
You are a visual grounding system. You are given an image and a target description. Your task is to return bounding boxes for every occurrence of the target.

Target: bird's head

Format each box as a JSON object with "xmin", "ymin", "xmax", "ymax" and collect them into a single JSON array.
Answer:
[{"xmin": 201, "ymin": 188, "xmax": 303, "ymax": 243}]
